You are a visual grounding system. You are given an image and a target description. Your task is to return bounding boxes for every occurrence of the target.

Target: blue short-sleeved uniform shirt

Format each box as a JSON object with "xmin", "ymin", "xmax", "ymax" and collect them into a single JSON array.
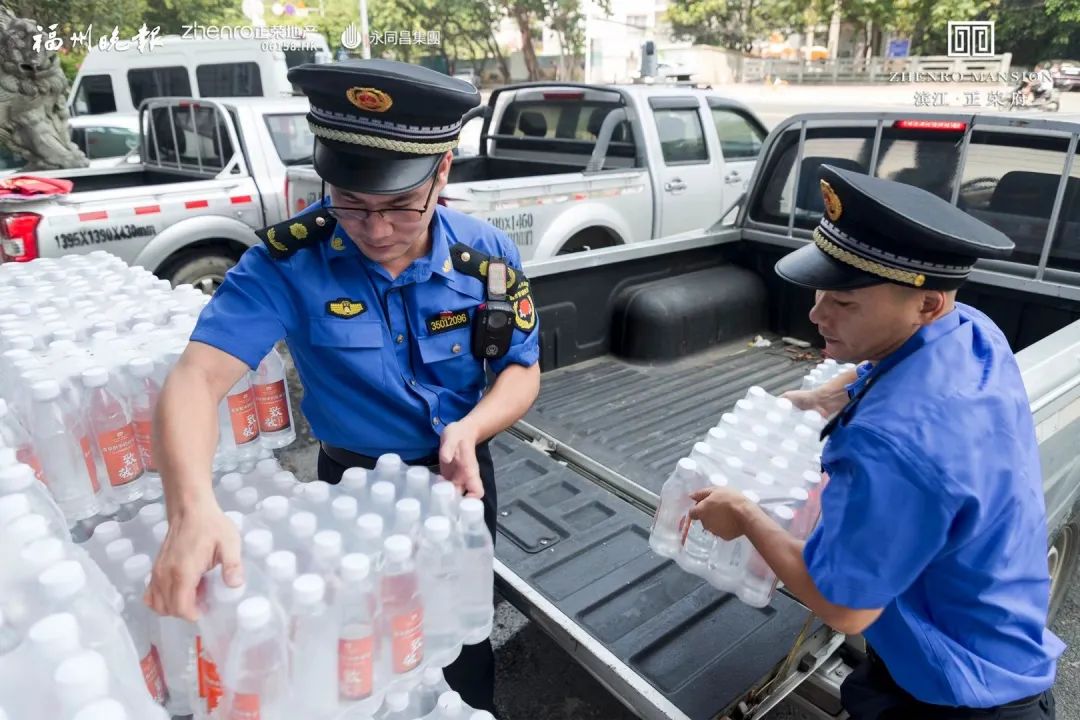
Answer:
[
  {"xmin": 803, "ymin": 302, "xmax": 1065, "ymax": 707},
  {"xmin": 191, "ymin": 202, "xmax": 540, "ymax": 459}
]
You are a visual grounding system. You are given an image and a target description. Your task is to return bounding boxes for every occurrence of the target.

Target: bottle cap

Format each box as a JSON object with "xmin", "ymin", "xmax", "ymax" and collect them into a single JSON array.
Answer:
[
  {"xmin": 39, "ymin": 560, "xmax": 87, "ymax": 599},
  {"xmin": 123, "ymin": 554, "xmax": 152, "ymax": 584},
  {"xmin": 91, "ymin": 520, "xmax": 121, "ymax": 546},
  {"xmin": 22, "ymin": 537, "xmax": 64, "ymax": 571},
  {"xmin": 770, "ymin": 456, "xmax": 790, "ymax": 472},
  {"xmin": 332, "ymin": 496, "xmax": 358, "ymax": 521},
  {"xmin": 304, "ymin": 481, "xmax": 331, "ymax": 503},
  {"xmin": 395, "ymin": 498, "xmax": 421, "ymax": 523},
  {"xmin": 383, "ymin": 534, "xmax": 412, "ymax": 562},
  {"xmin": 723, "ymin": 456, "xmax": 745, "ymax": 472},
  {"xmin": 54, "ymin": 649, "xmax": 109, "ymax": 707},
  {"xmin": 340, "ymin": 553, "xmax": 371, "ymax": 582},
  {"xmin": 0, "ymin": 463, "xmax": 34, "ymax": 493},
  {"xmin": 424, "ymin": 515, "xmax": 451, "ymax": 541},
  {"xmin": 260, "ymin": 495, "xmax": 290, "ymax": 521},
  {"xmin": 437, "ymin": 691, "xmax": 464, "ymax": 712},
  {"xmin": 72, "ymin": 698, "xmax": 129, "ymax": 720},
  {"xmin": 28, "ymin": 612, "xmax": 81, "ymax": 660},
  {"xmin": 234, "ymin": 487, "xmax": 259, "ymax": 511},
  {"xmin": 0, "ymin": 493, "xmax": 30, "ymax": 526},
  {"xmin": 764, "ymin": 411, "xmax": 784, "ymax": 426},
  {"xmin": 692, "ymin": 442, "xmax": 713, "ymax": 459},
  {"xmin": 423, "ymin": 666, "xmax": 444, "ymax": 685},
  {"xmin": 152, "ymin": 520, "xmax": 169, "ymax": 545},
  {"xmin": 747, "ymin": 385, "xmax": 768, "ymax": 400},
  {"xmin": 9, "ymin": 514, "xmax": 49, "ymax": 545},
  {"xmin": 80, "ymin": 367, "xmax": 110, "ymax": 388},
  {"xmin": 266, "ymin": 550, "xmax": 297, "ymax": 582},
  {"xmin": 218, "ymin": 473, "xmax": 244, "ymax": 493},
  {"xmin": 385, "ymin": 692, "xmax": 410, "ymax": 712},
  {"xmin": 313, "ymin": 530, "xmax": 343, "ymax": 559},
  {"xmin": 356, "ymin": 513, "xmax": 383, "ymax": 539},
  {"xmin": 802, "ymin": 470, "xmax": 822, "ymax": 486},
  {"xmin": 772, "ymin": 505, "xmax": 796, "ymax": 522},
  {"xmin": 340, "ymin": 467, "xmax": 367, "ymax": 490},
  {"xmin": 272, "ymin": 470, "xmax": 298, "ymax": 491},
  {"xmin": 31, "ymin": 380, "xmax": 61, "ymax": 401},
  {"xmin": 459, "ymin": 497, "xmax": 484, "ymax": 524},
  {"xmin": 237, "ymin": 595, "xmax": 272, "ymax": 630},
  {"xmin": 406, "ymin": 465, "xmax": 430, "ymax": 486},
  {"xmin": 708, "ymin": 473, "xmax": 728, "ymax": 489},
  {"xmin": 742, "ymin": 489, "xmax": 761, "ymax": 504},
  {"xmin": 292, "ymin": 573, "xmax": 326, "ymax": 606},
  {"xmin": 739, "ymin": 439, "xmax": 758, "ymax": 455},
  {"xmin": 789, "ymin": 487, "xmax": 810, "ymax": 502},
  {"xmin": 774, "ymin": 397, "xmax": 794, "ymax": 414},
  {"xmin": 735, "ymin": 398, "xmax": 754, "ymax": 414},
  {"xmin": 0, "ymin": 447, "xmax": 16, "ymax": 468},
  {"xmin": 289, "ymin": 512, "xmax": 317, "ymax": 538},
  {"xmin": 375, "ymin": 453, "xmax": 403, "ymax": 473},
  {"xmin": 137, "ymin": 503, "xmax": 165, "ymax": 526},
  {"xmin": 676, "ymin": 458, "xmax": 699, "ymax": 479},
  {"xmin": 255, "ymin": 458, "xmax": 279, "ymax": 477},
  {"xmin": 430, "ymin": 481, "xmax": 456, "ymax": 503},
  {"xmin": 127, "ymin": 357, "xmax": 154, "ymax": 378},
  {"xmin": 370, "ymin": 481, "xmax": 395, "ymax": 504},
  {"xmin": 244, "ymin": 529, "xmax": 273, "ymax": 558}
]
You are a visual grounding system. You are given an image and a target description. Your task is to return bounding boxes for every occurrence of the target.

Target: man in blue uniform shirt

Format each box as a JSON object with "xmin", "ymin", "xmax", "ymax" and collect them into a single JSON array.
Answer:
[
  {"xmin": 146, "ymin": 59, "xmax": 540, "ymax": 713},
  {"xmin": 689, "ymin": 165, "xmax": 1063, "ymax": 719}
]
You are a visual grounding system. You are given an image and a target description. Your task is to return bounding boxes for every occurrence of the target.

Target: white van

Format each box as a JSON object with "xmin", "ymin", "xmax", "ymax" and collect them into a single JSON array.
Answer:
[{"xmin": 68, "ymin": 33, "xmax": 332, "ymax": 116}]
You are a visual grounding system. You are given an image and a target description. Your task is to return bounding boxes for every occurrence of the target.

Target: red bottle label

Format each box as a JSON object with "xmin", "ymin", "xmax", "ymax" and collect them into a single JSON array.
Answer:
[
  {"xmin": 80, "ymin": 435, "xmax": 100, "ymax": 493},
  {"xmin": 141, "ymin": 644, "xmax": 168, "ymax": 704},
  {"xmin": 338, "ymin": 636, "xmax": 374, "ymax": 699},
  {"xmin": 133, "ymin": 418, "xmax": 157, "ymax": 472},
  {"xmin": 228, "ymin": 692, "xmax": 260, "ymax": 720},
  {"xmin": 15, "ymin": 445, "xmax": 46, "ymax": 484},
  {"xmin": 391, "ymin": 608, "xmax": 424, "ymax": 674},
  {"xmin": 254, "ymin": 380, "xmax": 290, "ymax": 433},
  {"xmin": 228, "ymin": 389, "xmax": 259, "ymax": 445},
  {"xmin": 98, "ymin": 424, "xmax": 145, "ymax": 487}
]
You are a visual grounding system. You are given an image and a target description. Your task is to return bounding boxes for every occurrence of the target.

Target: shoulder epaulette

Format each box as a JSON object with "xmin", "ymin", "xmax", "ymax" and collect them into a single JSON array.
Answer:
[
  {"xmin": 256, "ymin": 209, "xmax": 336, "ymax": 260},
  {"xmin": 448, "ymin": 242, "xmax": 526, "ymax": 295}
]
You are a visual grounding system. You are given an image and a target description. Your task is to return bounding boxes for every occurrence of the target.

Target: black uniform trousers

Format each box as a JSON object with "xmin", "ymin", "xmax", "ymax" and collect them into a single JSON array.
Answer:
[
  {"xmin": 317, "ymin": 441, "xmax": 498, "ymax": 715},
  {"xmin": 842, "ymin": 646, "xmax": 1055, "ymax": 720}
]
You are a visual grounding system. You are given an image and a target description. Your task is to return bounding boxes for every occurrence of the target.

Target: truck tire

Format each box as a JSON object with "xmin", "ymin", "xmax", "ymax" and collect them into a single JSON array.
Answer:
[
  {"xmin": 1048, "ymin": 515, "xmax": 1080, "ymax": 624},
  {"xmin": 557, "ymin": 228, "xmax": 618, "ymax": 255},
  {"xmin": 163, "ymin": 252, "xmax": 237, "ymax": 295}
]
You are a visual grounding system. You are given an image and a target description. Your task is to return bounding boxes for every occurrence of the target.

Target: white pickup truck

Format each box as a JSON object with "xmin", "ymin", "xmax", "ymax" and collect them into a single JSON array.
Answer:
[
  {"xmin": 0, "ymin": 96, "xmax": 314, "ymax": 291},
  {"xmin": 285, "ymin": 82, "xmax": 768, "ymax": 259}
]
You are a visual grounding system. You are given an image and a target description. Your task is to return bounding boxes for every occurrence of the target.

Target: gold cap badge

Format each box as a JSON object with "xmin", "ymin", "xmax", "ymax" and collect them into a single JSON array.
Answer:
[
  {"xmin": 346, "ymin": 87, "xmax": 393, "ymax": 113},
  {"xmin": 820, "ymin": 180, "xmax": 843, "ymax": 222}
]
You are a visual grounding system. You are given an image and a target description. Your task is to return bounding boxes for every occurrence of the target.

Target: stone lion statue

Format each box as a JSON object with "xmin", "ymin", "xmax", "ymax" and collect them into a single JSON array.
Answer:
[{"xmin": 0, "ymin": 7, "xmax": 88, "ymax": 170}]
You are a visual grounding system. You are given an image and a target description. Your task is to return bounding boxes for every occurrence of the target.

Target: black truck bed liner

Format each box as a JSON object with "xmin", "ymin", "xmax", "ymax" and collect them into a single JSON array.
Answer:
[
  {"xmin": 523, "ymin": 338, "xmax": 819, "ymax": 495},
  {"xmin": 491, "ymin": 432, "xmax": 814, "ymax": 720}
]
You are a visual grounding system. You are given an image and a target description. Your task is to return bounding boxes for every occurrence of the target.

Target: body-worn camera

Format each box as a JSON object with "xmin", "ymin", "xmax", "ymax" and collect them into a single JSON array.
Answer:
[{"xmin": 472, "ymin": 258, "xmax": 515, "ymax": 359}]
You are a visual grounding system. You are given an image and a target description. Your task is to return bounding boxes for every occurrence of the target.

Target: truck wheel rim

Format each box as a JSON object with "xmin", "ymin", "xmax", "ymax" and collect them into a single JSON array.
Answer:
[
  {"xmin": 1048, "ymin": 524, "xmax": 1075, "ymax": 612},
  {"xmin": 192, "ymin": 273, "xmax": 224, "ymax": 294}
]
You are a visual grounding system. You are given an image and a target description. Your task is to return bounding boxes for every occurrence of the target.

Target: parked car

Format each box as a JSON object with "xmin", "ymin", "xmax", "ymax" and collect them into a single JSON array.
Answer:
[
  {"xmin": 1047, "ymin": 59, "xmax": 1080, "ymax": 91},
  {"xmin": 0, "ymin": 113, "xmax": 142, "ymax": 177}
]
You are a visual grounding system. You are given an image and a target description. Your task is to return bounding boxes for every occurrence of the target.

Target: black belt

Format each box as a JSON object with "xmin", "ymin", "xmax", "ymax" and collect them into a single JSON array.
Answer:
[
  {"xmin": 865, "ymin": 646, "xmax": 1044, "ymax": 711},
  {"xmin": 320, "ymin": 443, "xmax": 442, "ymax": 471}
]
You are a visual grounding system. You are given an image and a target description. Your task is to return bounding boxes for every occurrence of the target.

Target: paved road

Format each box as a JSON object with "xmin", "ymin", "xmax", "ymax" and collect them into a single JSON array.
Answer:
[{"xmin": 282, "ymin": 82, "xmax": 1080, "ymax": 719}]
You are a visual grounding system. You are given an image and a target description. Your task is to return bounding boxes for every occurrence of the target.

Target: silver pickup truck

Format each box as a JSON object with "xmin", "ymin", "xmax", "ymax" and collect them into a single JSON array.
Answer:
[
  {"xmin": 0, "ymin": 96, "xmax": 313, "ymax": 291},
  {"xmin": 286, "ymin": 82, "xmax": 768, "ymax": 259},
  {"xmin": 490, "ymin": 110, "xmax": 1080, "ymax": 719}
]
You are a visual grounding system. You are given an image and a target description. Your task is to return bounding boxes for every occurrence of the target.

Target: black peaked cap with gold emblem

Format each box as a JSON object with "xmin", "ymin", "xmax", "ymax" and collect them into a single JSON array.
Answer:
[
  {"xmin": 288, "ymin": 58, "xmax": 481, "ymax": 195},
  {"xmin": 775, "ymin": 165, "xmax": 1015, "ymax": 291}
]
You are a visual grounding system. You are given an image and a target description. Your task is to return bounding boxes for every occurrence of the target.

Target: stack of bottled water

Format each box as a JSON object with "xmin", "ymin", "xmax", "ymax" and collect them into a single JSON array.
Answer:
[
  {"xmin": 0, "ymin": 457, "xmax": 170, "ymax": 720},
  {"xmin": 0, "ymin": 452, "xmax": 497, "ymax": 719},
  {"xmin": 799, "ymin": 358, "xmax": 858, "ymax": 391},
  {"xmin": 0, "ymin": 251, "xmax": 297, "ymax": 530},
  {"xmin": 650, "ymin": 384, "xmax": 828, "ymax": 608},
  {"xmin": 82, "ymin": 453, "xmax": 494, "ymax": 720}
]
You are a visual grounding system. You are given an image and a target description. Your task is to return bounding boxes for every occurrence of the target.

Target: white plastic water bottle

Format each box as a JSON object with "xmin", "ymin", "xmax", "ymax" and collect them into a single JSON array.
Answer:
[
  {"xmin": 330, "ymin": 495, "xmax": 359, "ymax": 535},
  {"xmin": 426, "ymin": 690, "xmax": 470, "ymax": 720},
  {"xmin": 220, "ymin": 375, "xmax": 261, "ymax": 463},
  {"xmin": 194, "ymin": 572, "xmax": 248, "ymax": 718},
  {"xmin": 393, "ymin": 498, "xmax": 423, "ymax": 546},
  {"xmin": 82, "ymin": 367, "xmax": 146, "ymax": 504},
  {"xmin": 119, "ymin": 555, "xmax": 169, "ymax": 707},
  {"xmin": 340, "ymin": 467, "xmax": 368, "ymax": 501},
  {"xmin": 28, "ymin": 380, "xmax": 101, "ymax": 521},
  {"xmin": 370, "ymin": 481, "xmax": 397, "ymax": 527},
  {"xmin": 244, "ymin": 529, "xmax": 275, "ymax": 564},
  {"xmin": 417, "ymin": 516, "xmax": 463, "ymax": 667},
  {"xmin": 252, "ymin": 348, "xmax": 296, "ymax": 450},
  {"xmin": 676, "ymin": 473, "xmax": 728, "ymax": 575},
  {"xmin": 222, "ymin": 596, "xmax": 289, "ymax": 720},
  {"xmin": 0, "ymin": 398, "xmax": 44, "ymax": 483},
  {"xmin": 381, "ymin": 692, "xmax": 414, "ymax": 720},
  {"xmin": 649, "ymin": 458, "xmax": 701, "ymax": 558},
  {"xmin": 404, "ymin": 467, "xmax": 431, "ymax": 512},
  {"xmin": 355, "ymin": 514, "xmax": 384, "ymax": 565},
  {"xmin": 374, "ymin": 454, "xmax": 405, "ymax": 494},
  {"xmin": 125, "ymin": 357, "xmax": 161, "ymax": 485},
  {"xmin": 54, "ymin": 649, "xmax": 111, "ymax": 717},
  {"xmin": 255, "ymin": 495, "xmax": 291, "ymax": 538},
  {"xmin": 706, "ymin": 489, "xmax": 761, "ymax": 592},
  {"xmin": 457, "ymin": 498, "xmax": 494, "ymax": 644},
  {"xmin": 0, "ymin": 462, "xmax": 67, "ymax": 530},
  {"xmin": 287, "ymin": 512, "xmax": 317, "ymax": 570},
  {"xmin": 265, "ymin": 551, "xmax": 298, "ymax": 613},
  {"xmin": 429, "ymin": 481, "xmax": 459, "ymax": 521},
  {"xmin": 737, "ymin": 505, "xmax": 797, "ymax": 608},
  {"xmin": 411, "ymin": 667, "xmax": 452, "ymax": 717},
  {"xmin": 380, "ymin": 535, "xmax": 424, "ymax": 681},
  {"xmin": 337, "ymin": 553, "xmax": 382, "ymax": 713},
  {"xmin": 288, "ymin": 575, "xmax": 338, "ymax": 718}
]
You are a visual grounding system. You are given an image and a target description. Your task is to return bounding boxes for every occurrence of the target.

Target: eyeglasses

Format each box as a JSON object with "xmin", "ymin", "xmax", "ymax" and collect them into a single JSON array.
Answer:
[{"xmin": 326, "ymin": 177, "xmax": 438, "ymax": 224}]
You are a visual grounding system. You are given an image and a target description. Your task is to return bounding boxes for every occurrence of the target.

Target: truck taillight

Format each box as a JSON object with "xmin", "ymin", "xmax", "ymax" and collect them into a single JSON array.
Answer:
[
  {"xmin": 893, "ymin": 119, "xmax": 967, "ymax": 132},
  {"xmin": 0, "ymin": 212, "xmax": 41, "ymax": 262}
]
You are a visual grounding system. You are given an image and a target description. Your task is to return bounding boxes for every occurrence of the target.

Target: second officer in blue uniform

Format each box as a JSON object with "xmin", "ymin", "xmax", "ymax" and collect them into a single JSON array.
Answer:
[
  {"xmin": 688, "ymin": 166, "xmax": 1063, "ymax": 719},
  {"xmin": 146, "ymin": 59, "xmax": 541, "ymax": 714}
]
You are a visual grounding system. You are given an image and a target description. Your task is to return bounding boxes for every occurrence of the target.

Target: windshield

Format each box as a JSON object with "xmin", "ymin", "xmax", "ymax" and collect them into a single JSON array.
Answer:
[{"xmin": 264, "ymin": 113, "xmax": 314, "ymax": 165}]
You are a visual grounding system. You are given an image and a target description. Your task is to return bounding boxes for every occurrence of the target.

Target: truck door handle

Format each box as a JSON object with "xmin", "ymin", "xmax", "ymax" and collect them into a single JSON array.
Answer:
[
  {"xmin": 665, "ymin": 179, "xmax": 687, "ymax": 193},
  {"xmin": 724, "ymin": 171, "xmax": 742, "ymax": 184}
]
